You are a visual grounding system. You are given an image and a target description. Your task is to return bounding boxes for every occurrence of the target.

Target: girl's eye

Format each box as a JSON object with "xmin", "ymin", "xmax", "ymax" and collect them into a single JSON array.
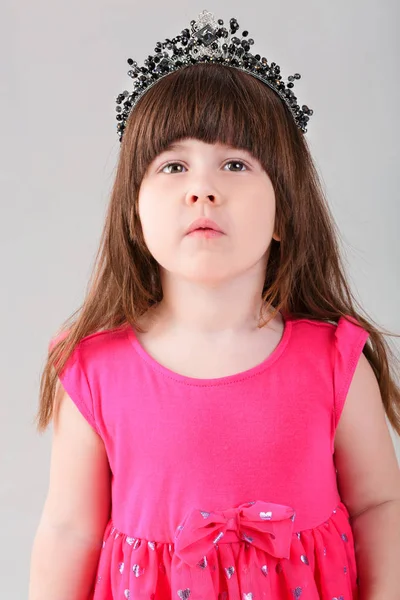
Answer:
[
  {"xmin": 160, "ymin": 160, "xmax": 248, "ymax": 174},
  {"xmin": 224, "ymin": 160, "xmax": 247, "ymax": 172},
  {"xmin": 161, "ymin": 163, "xmax": 185, "ymax": 174}
]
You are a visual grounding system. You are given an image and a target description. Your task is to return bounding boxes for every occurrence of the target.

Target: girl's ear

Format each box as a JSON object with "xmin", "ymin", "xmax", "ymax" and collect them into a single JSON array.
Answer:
[{"xmin": 273, "ymin": 232, "xmax": 281, "ymax": 242}]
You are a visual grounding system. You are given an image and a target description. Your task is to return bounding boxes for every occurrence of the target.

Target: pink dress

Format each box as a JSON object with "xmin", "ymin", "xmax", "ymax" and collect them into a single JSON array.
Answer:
[{"xmin": 49, "ymin": 313, "xmax": 370, "ymax": 599}]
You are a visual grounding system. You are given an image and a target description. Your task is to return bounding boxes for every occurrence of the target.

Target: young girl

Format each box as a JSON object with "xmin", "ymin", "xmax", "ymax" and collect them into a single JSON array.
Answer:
[{"xmin": 29, "ymin": 10, "xmax": 400, "ymax": 600}]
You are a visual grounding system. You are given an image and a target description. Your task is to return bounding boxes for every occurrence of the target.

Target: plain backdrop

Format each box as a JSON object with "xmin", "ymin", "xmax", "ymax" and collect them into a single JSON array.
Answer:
[{"xmin": 1, "ymin": 0, "xmax": 399, "ymax": 596}]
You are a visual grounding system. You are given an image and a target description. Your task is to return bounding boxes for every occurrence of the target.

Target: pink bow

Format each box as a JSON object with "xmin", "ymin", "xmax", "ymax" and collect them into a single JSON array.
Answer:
[{"xmin": 174, "ymin": 500, "xmax": 296, "ymax": 567}]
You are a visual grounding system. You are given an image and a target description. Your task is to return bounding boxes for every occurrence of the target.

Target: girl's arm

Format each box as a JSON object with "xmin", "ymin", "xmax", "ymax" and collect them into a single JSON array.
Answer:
[
  {"xmin": 29, "ymin": 381, "xmax": 111, "ymax": 600},
  {"xmin": 334, "ymin": 352, "xmax": 400, "ymax": 600}
]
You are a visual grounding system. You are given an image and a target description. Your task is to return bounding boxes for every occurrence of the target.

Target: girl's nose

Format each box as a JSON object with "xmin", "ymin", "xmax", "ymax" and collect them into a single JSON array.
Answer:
[{"xmin": 186, "ymin": 193, "xmax": 216, "ymax": 204}]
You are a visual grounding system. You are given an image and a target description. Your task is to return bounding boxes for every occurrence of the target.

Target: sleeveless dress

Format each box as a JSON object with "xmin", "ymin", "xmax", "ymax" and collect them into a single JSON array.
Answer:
[{"xmin": 49, "ymin": 313, "xmax": 370, "ymax": 599}]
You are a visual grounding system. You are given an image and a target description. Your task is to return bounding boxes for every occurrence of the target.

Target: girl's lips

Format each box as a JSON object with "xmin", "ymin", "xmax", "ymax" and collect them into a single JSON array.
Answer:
[
  {"xmin": 186, "ymin": 217, "xmax": 224, "ymax": 234},
  {"xmin": 187, "ymin": 229, "xmax": 224, "ymax": 238}
]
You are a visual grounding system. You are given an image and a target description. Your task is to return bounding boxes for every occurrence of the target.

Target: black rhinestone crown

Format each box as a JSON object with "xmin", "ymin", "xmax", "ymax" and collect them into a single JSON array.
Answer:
[{"xmin": 116, "ymin": 9, "xmax": 314, "ymax": 142}]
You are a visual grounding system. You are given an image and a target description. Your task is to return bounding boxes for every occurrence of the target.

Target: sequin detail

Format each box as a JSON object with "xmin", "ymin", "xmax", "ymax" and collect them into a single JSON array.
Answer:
[
  {"xmin": 132, "ymin": 564, "xmax": 144, "ymax": 577},
  {"xmin": 198, "ymin": 556, "xmax": 208, "ymax": 569},
  {"xmin": 214, "ymin": 531, "xmax": 224, "ymax": 544},
  {"xmin": 225, "ymin": 565, "xmax": 235, "ymax": 578},
  {"xmin": 260, "ymin": 511, "xmax": 272, "ymax": 520}
]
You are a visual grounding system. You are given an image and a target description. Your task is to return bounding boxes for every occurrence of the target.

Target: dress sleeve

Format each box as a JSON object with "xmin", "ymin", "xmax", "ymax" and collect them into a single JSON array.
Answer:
[
  {"xmin": 48, "ymin": 333, "xmax": 99, "ymax": 434},
  {"xmin": 332, "ymin": 315, "xmax": 370, "ymax": 431}
]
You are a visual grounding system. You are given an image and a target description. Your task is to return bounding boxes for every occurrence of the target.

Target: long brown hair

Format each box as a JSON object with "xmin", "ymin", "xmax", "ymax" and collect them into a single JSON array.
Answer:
[{"xmin": 36, "ymin": 63, "xmax": 400, "ymax": 435}]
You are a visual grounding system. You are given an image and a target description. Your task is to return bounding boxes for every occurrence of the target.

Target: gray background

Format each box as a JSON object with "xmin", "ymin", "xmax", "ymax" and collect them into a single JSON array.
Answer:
[{"xmin": 1, "ymin": 0, "xmax": 399, "ymax": 596}]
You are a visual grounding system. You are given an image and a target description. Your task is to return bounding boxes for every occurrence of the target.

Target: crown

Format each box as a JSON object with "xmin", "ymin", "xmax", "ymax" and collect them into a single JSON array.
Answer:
[{"xmin": 116, "ymin": 9, "xmax": 314, "ymax": 142}]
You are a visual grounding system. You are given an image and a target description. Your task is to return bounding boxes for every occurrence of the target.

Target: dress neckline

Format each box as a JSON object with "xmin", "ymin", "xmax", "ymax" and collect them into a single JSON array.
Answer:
[{"xmin": 124, "ymin": 310, "xmax": 293, "ymax": 386}]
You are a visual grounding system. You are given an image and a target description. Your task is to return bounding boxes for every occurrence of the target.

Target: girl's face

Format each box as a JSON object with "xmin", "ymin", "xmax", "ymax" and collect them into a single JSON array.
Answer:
[{"xmin": 138, "ymin": 137, "xmax": 279, "ymax": 287}]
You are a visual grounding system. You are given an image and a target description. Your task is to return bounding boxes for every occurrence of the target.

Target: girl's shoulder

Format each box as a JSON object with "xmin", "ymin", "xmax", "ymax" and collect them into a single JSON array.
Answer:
[
  {"xmin": 48, "ymin": 324, "xmax": 133, "ymax": 435},
  {"xmin": 77, "ymin": 323, "xmax": 129, "ymax": 348},
  {"xmin": 48, "ymin": 323, "xmax": 131, "ymax": 367},
  {"xmin": 289, "ymin": 313, "xmax": 369, "ymax": 343},
  {"xmin": 287, "ymin": 314, "xmax": 370, "ymax": 379}
]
